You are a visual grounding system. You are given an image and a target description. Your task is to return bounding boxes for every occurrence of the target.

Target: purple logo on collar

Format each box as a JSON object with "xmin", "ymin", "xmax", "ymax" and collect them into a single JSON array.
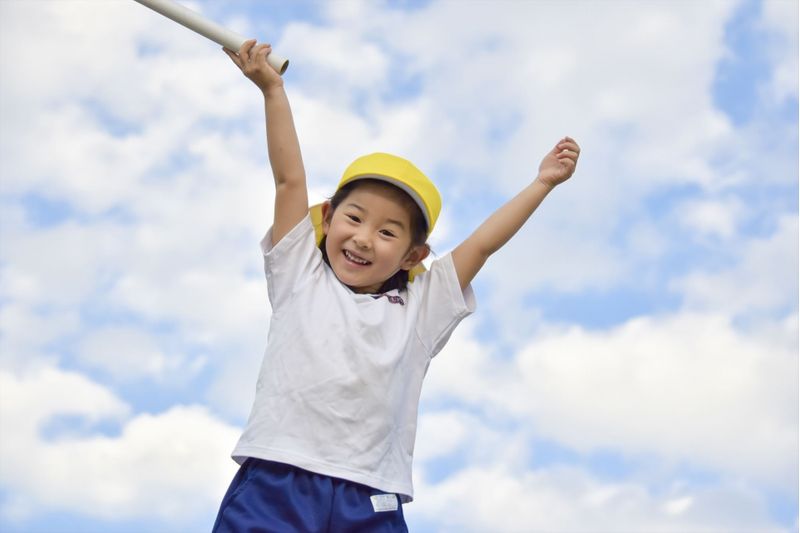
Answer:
[{"xmin": 372, "ymin": 293, "xmax": 405, "ymax": 306}]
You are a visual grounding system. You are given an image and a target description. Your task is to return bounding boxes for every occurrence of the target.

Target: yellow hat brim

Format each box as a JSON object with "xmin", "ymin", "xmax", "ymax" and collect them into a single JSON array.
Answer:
[{"xmin": 339, "ymin": 153, "xmax": 441, "ymax": 236}]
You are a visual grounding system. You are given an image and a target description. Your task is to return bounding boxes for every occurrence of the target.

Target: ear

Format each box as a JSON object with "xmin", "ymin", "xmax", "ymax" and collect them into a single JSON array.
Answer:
[
  {"xmin": 320, "ymin": 201, "xmax": 333, "ymax": 235},
  {"xmin": 400, "ymin": 243, "xmax": 430, "ymax": 271}
]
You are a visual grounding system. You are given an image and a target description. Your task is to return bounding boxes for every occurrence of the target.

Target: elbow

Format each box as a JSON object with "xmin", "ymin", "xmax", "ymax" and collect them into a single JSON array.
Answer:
[
  {"xmin": 474, "ymin": 241, "xmax": 497, "ymax": 261},
  {"xmin": 274, "ymin": 170, "xmax": 306, "ymax": 189}
]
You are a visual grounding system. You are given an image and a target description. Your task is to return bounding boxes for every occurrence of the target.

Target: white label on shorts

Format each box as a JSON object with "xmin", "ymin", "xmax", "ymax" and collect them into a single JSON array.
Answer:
[{"xmin": 371, "ymin": 493, "xmax": 398, "ymax": 512}]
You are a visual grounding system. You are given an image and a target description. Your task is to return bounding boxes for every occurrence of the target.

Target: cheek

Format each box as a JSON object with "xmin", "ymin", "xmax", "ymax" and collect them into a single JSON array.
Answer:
[
  {"xmin": 325, "ymin": 234, "xmax": 338, "ymax": 257},
  {"xmin": 324, "ymin": 218, "xmax": 342, "ymax": 241},
  {"xmin": 380, "ymin": 241, "xmax": 411, "ymax": 263},
  {"xmin": 323, "ymin": 226, "xmax": 339, "ymax": 255}
]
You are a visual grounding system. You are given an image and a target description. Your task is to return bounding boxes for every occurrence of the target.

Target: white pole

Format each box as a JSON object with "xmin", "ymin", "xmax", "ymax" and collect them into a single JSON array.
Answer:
[{"xmin": 133, "ymin": 0, "xmax": 289, "ymax": 75}]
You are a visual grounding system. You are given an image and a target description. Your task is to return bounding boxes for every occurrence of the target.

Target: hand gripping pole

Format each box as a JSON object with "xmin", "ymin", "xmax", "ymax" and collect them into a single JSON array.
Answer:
[{"xmin": 133, "ymin": 0, "xmax": 289, "ymax": 74}]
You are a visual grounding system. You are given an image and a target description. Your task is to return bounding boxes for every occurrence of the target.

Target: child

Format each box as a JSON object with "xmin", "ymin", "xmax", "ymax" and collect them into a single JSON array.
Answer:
[{"xmin": 214, "ymin": 40, "xmax": 580, "ymax": 533}]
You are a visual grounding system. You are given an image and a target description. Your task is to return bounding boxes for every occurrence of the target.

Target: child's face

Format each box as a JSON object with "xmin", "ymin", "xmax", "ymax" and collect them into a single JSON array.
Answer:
[{"xmin": 322, "ymin": 182, "xmax": 428, "ymax": 294}]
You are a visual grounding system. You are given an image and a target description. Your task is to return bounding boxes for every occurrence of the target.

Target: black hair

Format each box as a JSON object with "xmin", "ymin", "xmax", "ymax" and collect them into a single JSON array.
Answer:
[{"xmin": 319, "ymin": 178, "xmax": 429, "ymax": 293}]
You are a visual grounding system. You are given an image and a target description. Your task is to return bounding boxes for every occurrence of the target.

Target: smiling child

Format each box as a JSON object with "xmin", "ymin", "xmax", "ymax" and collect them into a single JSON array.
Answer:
[{"xmin": 213, "ymin": 40, "xmax": 580, "ymax": 533}]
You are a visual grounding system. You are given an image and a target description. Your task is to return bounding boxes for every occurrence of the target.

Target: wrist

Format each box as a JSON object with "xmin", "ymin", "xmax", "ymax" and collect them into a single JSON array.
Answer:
[
  {"xmin": 533, "ymin": 175, "xmax": 557, "ymax": 192},
  {"xmin": 261, "ymin": 82, "xmax": 285, "ymax": 99}
]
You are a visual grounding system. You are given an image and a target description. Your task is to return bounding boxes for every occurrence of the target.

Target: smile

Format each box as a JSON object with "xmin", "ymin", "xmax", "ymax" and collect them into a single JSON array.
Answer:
[{"xmin": 343, "ymin": 250, "xmax": 371, "ymax": 266}]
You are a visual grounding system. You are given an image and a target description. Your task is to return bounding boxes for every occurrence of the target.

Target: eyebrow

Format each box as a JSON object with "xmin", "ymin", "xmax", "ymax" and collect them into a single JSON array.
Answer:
[{"xmin": 344, "ymin": 202, "xmax": 407, "ymax": 230}]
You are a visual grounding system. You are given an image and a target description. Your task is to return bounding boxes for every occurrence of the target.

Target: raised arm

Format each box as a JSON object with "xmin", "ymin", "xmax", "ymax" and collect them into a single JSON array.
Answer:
[
  {"xmin": 451, "ymin": 137, "xmax": 580, "ymax": 290},
  {"xmin": 225, "ymin": 40, "xmax": 308, "ymax": 245}
]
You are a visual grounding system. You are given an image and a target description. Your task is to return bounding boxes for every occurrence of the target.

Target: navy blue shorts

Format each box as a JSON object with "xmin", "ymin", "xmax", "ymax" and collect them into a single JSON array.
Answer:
[{"xmin": 212, "ymin": 458, "xmax": 408, "ymax": 533}]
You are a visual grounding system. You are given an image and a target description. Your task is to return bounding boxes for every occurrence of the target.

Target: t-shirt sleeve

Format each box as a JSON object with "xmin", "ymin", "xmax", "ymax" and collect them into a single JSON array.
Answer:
[
  {"xmin": 410, "ymin": 252, "xmax": 477, "ymax": 357},
  {"xmin": 261, "ymin": 215, "xmax": 323, "ymax": 310}
]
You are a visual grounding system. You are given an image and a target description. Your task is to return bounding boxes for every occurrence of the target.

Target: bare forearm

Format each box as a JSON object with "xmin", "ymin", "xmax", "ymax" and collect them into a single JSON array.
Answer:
[
  {"xmin": 468, "ymin": 179, "xmax": 554, "ymax": 256},
  {"xmin": 452, "ymin": 178, "xmax": 554, "ymax": 289},
  {"xmin": 452, "ymin": 137, "xmax": 579, "ymax": 289},
  {"xmin": 224, "ymin": 41, "xmax": 308, "ymax": 243},
  {"xmin": 263, "ymin": 85, "xmax": 305, "ymax": 188}
]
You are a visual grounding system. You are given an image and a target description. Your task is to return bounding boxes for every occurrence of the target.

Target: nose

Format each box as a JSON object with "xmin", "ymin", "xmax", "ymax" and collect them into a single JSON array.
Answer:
[{"xmin": 353, "ymin": 229, "xmax": 371, "ymax": 250}]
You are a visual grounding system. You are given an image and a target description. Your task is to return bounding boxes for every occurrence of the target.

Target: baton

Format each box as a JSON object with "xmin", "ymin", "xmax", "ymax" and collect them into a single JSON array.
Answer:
[{"xmin": 132, "ymin": 0, "xmax": 289, "ymax": 75}]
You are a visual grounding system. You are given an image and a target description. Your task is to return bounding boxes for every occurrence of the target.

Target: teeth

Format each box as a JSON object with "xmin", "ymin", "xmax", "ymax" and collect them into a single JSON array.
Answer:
[{"xmin": 344, "ymin": 250, "xmax": 370, "ymax": 265}]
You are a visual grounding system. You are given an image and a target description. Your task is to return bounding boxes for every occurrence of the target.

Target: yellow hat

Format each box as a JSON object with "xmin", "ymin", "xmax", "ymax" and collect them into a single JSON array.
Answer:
[
  {"xmin": 310, "ymin": 153, "xmax": 440, "ymax": 281},
  {"xmin": 338, "ymin": 153, "xmax": 441, "ymax": 234}
]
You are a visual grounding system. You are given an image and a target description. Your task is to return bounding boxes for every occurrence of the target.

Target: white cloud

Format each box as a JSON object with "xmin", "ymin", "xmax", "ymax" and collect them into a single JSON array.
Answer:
[
  {"xmin": 0, "ymin": 367, "xmax": 131, "ymax": 442},
  {"xmin": 413, "ymin": 392, "xmax": 792, "ymax": 532},
  {"xmin": 672, "ymin": 196, "xmax": 747, "ymax": 240},
  {"xmin": 415, "ymin": 410, "xmax": 529, "ymax": 470},
  {"xmin": 425, "ymin": 308, "xmax": 797, "ymax": 492},
  {"xmin": 0, "ymin": 6, "xmax": 280, "ymax": 447},
  {"xmin": 673, "ymin": 214, "xmax": 798, "ymax": 317},
  {"xmin": 415, "ymin": 411, "xmax": 469, "ymax": 463},
  {"xmin": 424, "ymin": 324, "xmax": 514, "ymax": 409},
  {"xmin": 0, "ymin": 302, "xmax": 80, "ymax": 371},
  {"xmin": 204, "ymin": 346, "xmax": 262, "ymax": 420},
  {"xmin": 289, "ymin": 92, "xmax": 374, "ymax": 186},
  {"xmin": 281, "ymin": 22, "xmax": 390, "ymax": 93},
  {"xmin": 0, "ymin": 0, "xmax": 276, "ymax": 397},
  {"xmin": 76, "ymin": 326, "xmax": 204, "ymax": 382},
  {"xmin": 0, "ymin": 218, "xmax": 125, "ymax": 307},
  {"xmin": 758, "ymin": 0, "xmax": 799, "ymax": 105},
  {"xmin": 0, "ymin": 366, "xmax": 239, "ymax": 525},
  {"xmin": 0, "ymin": 0, "xmax": 757, "ymax": 315},
  {"xmin": 269, "ymin": 0, "xmax": 752, "ymax": 305},
  {"xmin": 624, "ymin": 220, "xmax": 670, "ymax": 262},
  {"xmin": 0, "ymin": 1, "xmax": 260, "ymax": 213},
  {"xmin": 380, "ymin": 0, "xmax": 738, "ymax": 191},
  {"xmin": 515, "ymin": 312, "xmax": 797, "ymax": 490},
  {"xmin": 408, "ymin": 463, "xmax": 789, "ymax": 533},
  {"xmin": 0, "ymin": 196, "xmax": 269, "ymax": 386}
]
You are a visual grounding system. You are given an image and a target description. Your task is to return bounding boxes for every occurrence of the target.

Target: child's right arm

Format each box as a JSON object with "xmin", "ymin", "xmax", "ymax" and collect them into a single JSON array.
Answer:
[{"xmin": 225, "ymin": 40, "xmax": 308, "ymax": 246}]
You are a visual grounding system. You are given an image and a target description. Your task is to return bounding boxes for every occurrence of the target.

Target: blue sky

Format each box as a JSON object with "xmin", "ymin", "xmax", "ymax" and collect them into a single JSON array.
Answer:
[{"xmin": 0, "ymin": 0, "xmax": 797, "ymax": 532}]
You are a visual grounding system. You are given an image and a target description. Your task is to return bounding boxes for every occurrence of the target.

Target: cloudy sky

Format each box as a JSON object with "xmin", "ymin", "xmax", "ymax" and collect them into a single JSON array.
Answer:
[{"xmin": 0, "ymin": 0, "xmax": 797, "ymax": 532}]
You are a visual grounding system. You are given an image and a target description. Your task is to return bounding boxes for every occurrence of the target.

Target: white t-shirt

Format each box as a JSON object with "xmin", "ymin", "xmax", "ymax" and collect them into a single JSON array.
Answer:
[{"xmin": 231, "ymin": 215, "xmax": 476, "ymax": 501}]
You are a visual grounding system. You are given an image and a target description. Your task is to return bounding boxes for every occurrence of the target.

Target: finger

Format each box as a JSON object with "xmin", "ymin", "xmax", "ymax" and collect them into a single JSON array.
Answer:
[
  {"xmin": 253, "ymin": 44, "xmax": 272, "ymax": 63},
  {"xmin": 557, "ymin": 158, "xmax": 577, "ymax": 174},
  {"xmin": 223, "ymin": 47, "xmax": 243, "ymax": 68},
  {"xmin": 556, "ymin": 147, "xmax": 580, "ymax": 163},
  {"xmin": 558, "ymin": 143, "xmax": 580, "ymax": 158},
  {"xmin": 558, "ymin": 137, "xmax": 579, "ymax": 148},
  {"xmin": 238, "ymin": 38, "xmax": 257, "ymax": 61},
  {"xmin": 558, "ymin": 145, "xmax": 579, "ymax": 155},
  {"xmin": 559, "ymin": 137, "xmax": 580, "ymax": 154}
]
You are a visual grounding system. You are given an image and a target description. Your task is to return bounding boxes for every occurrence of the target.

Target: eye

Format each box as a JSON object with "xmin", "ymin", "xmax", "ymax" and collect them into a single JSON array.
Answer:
[
  {"xmin": 346, "ymin": 214, "xmax": 361, "ymax": 223},
  {"xmin": 380, "ymin": 229, "xmax": 396, "ymax": 238}
]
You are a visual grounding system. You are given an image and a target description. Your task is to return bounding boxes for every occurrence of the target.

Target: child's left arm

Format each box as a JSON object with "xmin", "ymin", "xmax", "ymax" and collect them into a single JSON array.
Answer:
[{"xmin": 451, "ymin": 137, "xmax": 580, "ymax": 290}]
